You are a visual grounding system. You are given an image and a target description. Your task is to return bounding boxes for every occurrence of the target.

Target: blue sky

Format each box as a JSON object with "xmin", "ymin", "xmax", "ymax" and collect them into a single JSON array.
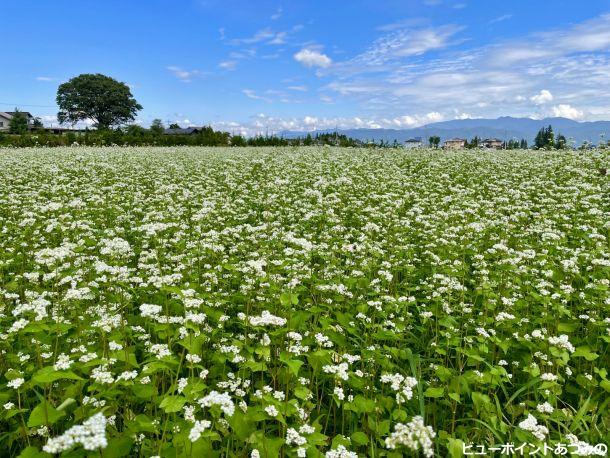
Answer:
[{"xmin": 4, "ymin": 0, "xmax": 610, "ymax": 134}]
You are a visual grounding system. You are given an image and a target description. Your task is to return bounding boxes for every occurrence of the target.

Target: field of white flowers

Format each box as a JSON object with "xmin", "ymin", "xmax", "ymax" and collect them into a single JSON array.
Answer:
[{"xmin": 0, "ymin": 146, "xmax": 609, "ymax": 457}]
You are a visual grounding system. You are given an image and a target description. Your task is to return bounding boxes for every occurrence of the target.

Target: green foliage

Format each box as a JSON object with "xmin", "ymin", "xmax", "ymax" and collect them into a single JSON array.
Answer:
[
  {"xmin": 56, "ymin": 73, "xmax": 143, "ymax": 129},
  {"xmin": 534, "ymin": 125, "xmax": 566, "ymax": 150},
  {"xmin": 8, "ymin": 108, "xmax": 29, "ymax": 134},
  {"xmin": 149, "ymin": 119, "xmax": 165, "ymax": 135},
  {"xmin": 0, "ymin": 147, "xmax": 608, "ymax": 456}
]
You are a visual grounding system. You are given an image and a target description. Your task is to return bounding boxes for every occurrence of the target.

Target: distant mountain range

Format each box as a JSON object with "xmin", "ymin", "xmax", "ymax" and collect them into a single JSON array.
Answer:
[{"xmin": 281, "ymin": 117, "xmax": 610, "ymax": 145}]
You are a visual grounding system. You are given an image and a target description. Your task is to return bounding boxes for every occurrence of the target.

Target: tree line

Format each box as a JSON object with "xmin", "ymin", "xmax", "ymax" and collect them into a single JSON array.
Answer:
[
  {"xmin": 0, "ymin": 124, "xmax": 372, "ymax": 148},
  {"xmin": 2, "ymin": 73, "xmax": 597, "ymax": 150},
  {"xmin": 534, "ymin": 125, "xmax": 569, "ymax": 149}
]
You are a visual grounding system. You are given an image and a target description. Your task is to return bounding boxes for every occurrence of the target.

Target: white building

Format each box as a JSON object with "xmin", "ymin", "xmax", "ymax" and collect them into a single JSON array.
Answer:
[{"xmin": 0, "ymin": 111, "xmax": 35, "ymax": 132}]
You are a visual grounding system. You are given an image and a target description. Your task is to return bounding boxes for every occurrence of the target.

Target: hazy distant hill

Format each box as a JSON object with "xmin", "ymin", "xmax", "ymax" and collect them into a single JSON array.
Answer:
[{"xmin": 281, "ymin": 117, "xmax": 610, "ymax": 145}]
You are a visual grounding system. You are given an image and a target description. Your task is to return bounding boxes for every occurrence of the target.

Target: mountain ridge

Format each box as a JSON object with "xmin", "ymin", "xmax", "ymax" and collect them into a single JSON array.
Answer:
[{"xmin": 280, "ymin": 117, "xmax": 610, "ymax": 145}]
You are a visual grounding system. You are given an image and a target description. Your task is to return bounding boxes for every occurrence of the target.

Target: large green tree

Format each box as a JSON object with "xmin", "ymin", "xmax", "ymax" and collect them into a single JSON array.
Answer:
[
  {"xmin": 8, "ymin": 109, "xmax": 28, "ymax": 134},
  {"xmin": 150, "ymin": 119, "xmax": 165, "ymax": 135},
  {"xmin": 56, "ymin": 73, "xmax": 142, "ymax": 129},
  {"xmin": 428, "ymin": 135, "xmax": 440, "ymax": 148}
]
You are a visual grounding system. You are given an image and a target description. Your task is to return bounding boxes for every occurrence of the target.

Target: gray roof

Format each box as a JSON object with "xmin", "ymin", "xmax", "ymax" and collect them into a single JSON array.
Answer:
[
  {"xmin": 6, "ymin": 111, "xmax": 34, "ymax": 119},
  {"xmin": 405, "ymin": 137, "xmax": 423, "ymax": 142},
  {"xmin": 164, "ymin": 127, "xmax": 200, "ymax": 135}
]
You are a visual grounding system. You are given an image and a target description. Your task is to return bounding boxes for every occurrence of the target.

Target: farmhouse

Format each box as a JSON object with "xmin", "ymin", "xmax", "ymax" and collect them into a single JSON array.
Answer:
[
  {"xmin": 404, "ymin": 137, "xmax": 423, "ymax": 148},
  {"xmin": 0, "ymin": 111, "xmax": 35, "ymax": 132},
  {"xmin": 443, "ymin": 138, "xmax": 466, "ymax": 149},
  {"xmin": 482, "ymin": 138, "xmax": 503, "ymax": 149},
  {"xmin": 164, "ymin": 127, "xmax": 201, "ymax": 135}
]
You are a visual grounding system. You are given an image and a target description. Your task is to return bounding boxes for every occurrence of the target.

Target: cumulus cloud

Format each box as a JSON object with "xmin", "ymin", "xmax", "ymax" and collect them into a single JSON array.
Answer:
[
  {"xmin": 294, "ymin": 49, "xmax": 332, "ymax": 68},
  {"xmin": 551, "ymin": 104, "xmax": 584, "ymax": 119},
  {"xmin": 530, "ymin": 90, "xmax": 554, "ymax": 105},
  {"xmin": 319, "ymin": 13, "xmax": 610, "ymax": 122},
  {"xmin": 210, "ymin": 112, "xmax": 453, "ymax": 137}
]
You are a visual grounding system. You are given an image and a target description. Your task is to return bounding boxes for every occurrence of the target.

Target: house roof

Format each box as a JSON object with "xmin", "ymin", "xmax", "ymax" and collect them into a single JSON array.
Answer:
[
  {"xmin": 164, "ymin": 127, "xmax": 200, "ymax": 135},
  {"xmin": 405, "ymin": 137, "xmax": 422, "ymax": 142},
  {"xmin": 483, "ymin": 138, "xmax": 503, "ymax": 142},
  {"xmin": 445, "ymin": 138, "xmax": 466, "ymax": 142},
  {"xmin": 5, "ymin": 111, "xmax": 34, "ymax": 118}
]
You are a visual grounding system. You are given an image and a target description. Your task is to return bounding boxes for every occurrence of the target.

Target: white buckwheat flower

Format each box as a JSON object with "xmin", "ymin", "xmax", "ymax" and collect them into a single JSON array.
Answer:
[{"xmin": 43, "ymin": 413, "xmax": 107, "ymax": 453}]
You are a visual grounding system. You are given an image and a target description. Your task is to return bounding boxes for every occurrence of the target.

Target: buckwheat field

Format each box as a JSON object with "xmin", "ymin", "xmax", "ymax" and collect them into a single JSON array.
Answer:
[{"xmin": 1, "ymin": 146, "xmax": 609, "ymax": 457}]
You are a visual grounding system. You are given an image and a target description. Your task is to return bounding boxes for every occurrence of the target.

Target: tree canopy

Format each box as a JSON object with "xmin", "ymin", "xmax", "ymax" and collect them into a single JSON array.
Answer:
[
  {"xmin": 56, "ymin": 73, "xmax": 142, "ymax": 129},
  {"xmin": 8, "ymin": 109, "xmax": 28, "ymax": 134},
  {"xmin": 534, "ymin": 125, "xmax": 568, "ymax": 149}
]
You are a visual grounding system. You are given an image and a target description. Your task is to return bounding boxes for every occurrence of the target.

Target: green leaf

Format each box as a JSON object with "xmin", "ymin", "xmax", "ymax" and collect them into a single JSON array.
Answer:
[
  {"xmin": 279, "ymin": 352, "xmax": 303, "ymax": 377},
  {"xmin": 352, "ymin": 395, "xmax": 376, "ymax": 413},
  {"xmin": 351, "ymin": 431, "xmax": 369, "ymax": 445},
  {"xmin": 17, "ymin": 447, "xmax": 50, "ymax": 458},
  {"xmin": 558, "ymin": 322, "xmax": 578, "ymax": 333},
  {"xmin": 32, "ymin": 367, "xmax": 83, "ymax": 385},
  {"xmin": 471, "ymin": 392, "xmax": 492, "ymax": 414},
  {"xmin": 280, "ymin": 292, "xmax": 291, "ymax": 307},
  {"xmin": 448, "ymin": 392, "xmax": 461, "ymax": 403},
  {"xmin": 447, "ymin": 437, "xmax": 465, "ymax": 458},
  {"xmin": 27, "ymin": 401, "xmax": 65, "ymax": 427},
  {"xmin": 103, "ymin": 437, "xmax": 134, "ymax": 458},
  {"xmin": 159, "ymin": 395, "xmax": 186, "ymax": 413},
  {"xmin": 131, "ymin": 383, "xmax": 157, "ymax": 399},
  {"xmin": 244, "ymin": 360, "xmax": 268, "ymax": 372},
  {"xmin": 424, "ymin": 387, "xmax": 445, "ymax": 398},
  {"xmin": 573, "ymin": 346, "xmax": 599, "ymax": 361},
  {"xmin": 600, "ymin": 379, "xmax": 610, "ymax": 393}
]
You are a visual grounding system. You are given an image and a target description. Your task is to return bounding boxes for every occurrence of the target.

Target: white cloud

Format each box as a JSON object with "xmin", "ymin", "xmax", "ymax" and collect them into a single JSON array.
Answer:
[
  {"xmin": 228, "ymin": 26, "xmax": 297, "ymax": 46},
  {"xmin": 230, "ymin": 28, "xmax": 275, "ymax": 45},
  {"xmin": 35, "ymin": 76, "xmax": 55, "ymax": 82},
  {"xmin": 318, "ymin": 13, "xmax": 610, "ymax": 122},
  {"xmin": 530, "ymin": 89, "xmax": 553, "ymax": 105},
  {"xmin": 210, "ymin": 111, "xmax": 452, "ymax": 137},
  {"xmin": 219, "ymin": 60, "xmax": 237, "ymax": 70},
  {"xmin": 389, "ymin": 112, "xmax": 444, "ymax": 127},
  {"xmin": 551, "ymin": 104, "xmax": 584, "ymax": 119},
  {"xmin": 287, "ymin": 85, "xmax": 308, "ymax": 91},
  {"xmin": 242, "ymin": 89, "xmax": 272, "ymax": 102},
  {"xmin": 271, "ymin": 7, "xmax": 282, "ymax": 20},
  {"xmin": 371, "ymin": 25, "xmax": 464, "ymax": 60},
  {"xmin": 294, "ymin": 49, "xmax": 332, "ymax": 68},
  {"xmin": 489, "ymin": 14, "xmax": 513, "ymax": 25},
  {"xmin": 166, "ymin": 66, "xmax": 201, "ymax": 82}
]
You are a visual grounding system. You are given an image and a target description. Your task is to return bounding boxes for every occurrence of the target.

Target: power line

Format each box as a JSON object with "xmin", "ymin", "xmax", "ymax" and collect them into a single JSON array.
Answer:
[{"xmin": 0, "ymin": 102, "xmax": 57, "ymax": 108}]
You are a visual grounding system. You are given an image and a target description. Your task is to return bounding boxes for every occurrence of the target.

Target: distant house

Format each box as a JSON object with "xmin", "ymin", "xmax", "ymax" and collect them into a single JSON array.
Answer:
[
  {"xmin": 404, "ymin": 137, "xmax": 423, "ymax": 148},
  {"xmin": 482, "ymin": 138, "xmax": 503, "ymax": 149},
  {"xmin": 164, "ymin": 127, "xmax": 200, "ymax": 135},
  {"xmin": 0, "ymin": 111, "xmax": 35, "ymax": 132},
  {"xmin": 443, "ymin": 138, "xmax": 466, "ymax": 149}
]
